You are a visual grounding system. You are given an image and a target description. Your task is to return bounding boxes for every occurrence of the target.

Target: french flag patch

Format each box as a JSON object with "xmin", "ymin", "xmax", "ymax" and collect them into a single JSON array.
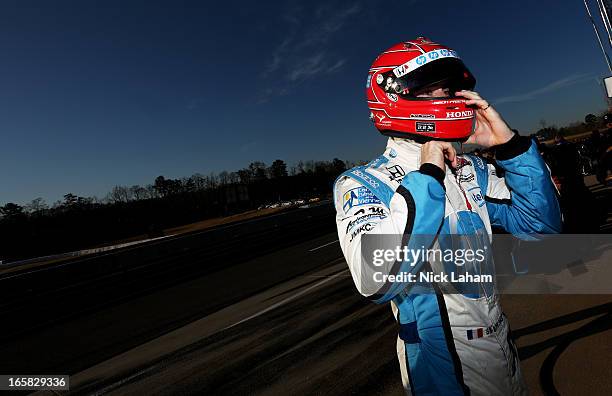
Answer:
[{"xmin": 467, "ymin": 328, "xmax": 484, "ymax": 340}]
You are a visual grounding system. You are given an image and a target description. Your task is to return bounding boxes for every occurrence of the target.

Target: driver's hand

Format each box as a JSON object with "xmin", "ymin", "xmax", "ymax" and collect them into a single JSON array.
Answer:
[
  {"xmin": 456, "ymin": 90, "xmax": 515, "ymax": 148},
  {"xmin": 420, "ymin": 141, "xmax": 457, "ymax": 172}
]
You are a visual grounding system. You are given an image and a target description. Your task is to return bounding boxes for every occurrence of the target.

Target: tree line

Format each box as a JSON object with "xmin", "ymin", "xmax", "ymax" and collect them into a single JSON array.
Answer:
[
  {"xmin": 0, "ymin": 158, "xmax": 352, "ymax": 262},
  {"xmin": 533, "ymin": 112, "xmax": 609, "ymax": 140}
]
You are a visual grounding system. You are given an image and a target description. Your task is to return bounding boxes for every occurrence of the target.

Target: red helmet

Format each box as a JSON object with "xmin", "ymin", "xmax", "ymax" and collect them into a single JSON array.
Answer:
[{"xmin": 366, "ymin": 37, "xmax": 476, "ymax": 140}]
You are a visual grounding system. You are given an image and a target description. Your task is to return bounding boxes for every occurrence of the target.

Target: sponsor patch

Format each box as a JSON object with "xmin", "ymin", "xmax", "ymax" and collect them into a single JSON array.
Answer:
[
  {"xmin": 458, "ymin": 173, "xmax": 475, "ymax": 183},
  {"xmin": 375, "ymin": 112, "xmax": 391, "ymax": 126},
  {"xmin": 386, "ymin": 165, "xmax": 406, "ymax": 183},
  {"xmin": 368, "ymin": 207, "xmax": 386, "ymax": 216},
  {"xmin": 431, "ymin": 99, "xmax": 466, "ymax": 105},
  {"xmin": 416, "ymin": 122, "xmax": 436, "ymax": 132},
  {"xmin": 342, "ymin": 187, "xmax": 381, "ymax": 213},
  {"xmin": 446, "ymin": 110, "xmax": 474, "ymax": 119},
  {"xmin": 351, "ymin": 169, "xmax": 380, "ymax": 188},
  {"xmin": 386, "ymin": 93, "xmax": 398, "ymax": 102},
  {"xmin": 467, "ymin": 186, "xmax": 484, "ymax": 206},
  {"xmin": 410, "ymin": 113, "xmax": 435, "ymax": 119},
  {"xmin": 350, "ymin": 222, "xmax": 375, "ymax": 242},
  {"xmin": 346, "ymin": 210, "xmax": 388, "ymax": 233}
]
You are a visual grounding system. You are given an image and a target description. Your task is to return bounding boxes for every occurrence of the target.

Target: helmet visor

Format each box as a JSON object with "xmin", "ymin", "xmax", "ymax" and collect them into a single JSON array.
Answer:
[{"xmin": 380, "ymin": 57, "xmax": 476, "ymax": 98}]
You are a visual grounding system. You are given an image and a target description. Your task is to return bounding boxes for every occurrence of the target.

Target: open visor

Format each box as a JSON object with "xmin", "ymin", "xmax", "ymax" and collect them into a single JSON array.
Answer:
[{"xmin": 381, "ymin": 57, "xmax": 476, "ymax": 98}]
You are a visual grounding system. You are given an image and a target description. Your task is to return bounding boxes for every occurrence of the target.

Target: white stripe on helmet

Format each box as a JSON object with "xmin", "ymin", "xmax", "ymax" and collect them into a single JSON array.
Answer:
[{"xmin": 392, "ymin": 49, "xmax": 460, "ymax": 78}]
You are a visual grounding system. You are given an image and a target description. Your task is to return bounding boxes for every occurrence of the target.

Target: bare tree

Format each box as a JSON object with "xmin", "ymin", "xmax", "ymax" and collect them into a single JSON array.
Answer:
[
  {"xmin": 331, "ymin": 158, "xmax": 347, "ymax": 175},
  {"xmin": 249, "ymin": 162, "xmax": 267, "ymax": 182},
  {"xmin": 228, "ymin": 172, "xmax": 240, "ymax": 184},
  {"xmin": 24, "ymin": 197, "xmax": 48, "ymax": 214},
  {"xmin": 110, "ymin": 186, "xmax": 131, "ymax": 203},
  {"xmin": 218, "ymin": 171, "xmax": 230, "ymax": 186},
  {"xmin": 154, "ymin": 176, "xmax": 169, "ymax": 197},
  {"xmin": 190, "ymin": 173, "xmax": 206, "ymax": 191},
  {"xmin": 296, "ymin": 161, "xmax": 305, "ymax": 174},
  {"xmin": 130, "ymin": 185, "xmax": 148, "ymax": 200},
  {"xmin": 303, "ymin": 160, "xmax": 315, "ymax": 173},
  {"xmin": 145, "ymin": 184, "xmax": 159, "ymax": 199},
  {"xmin": 207, "ymin": 172, "xmax": 218, "ymax": 188},
  {"xmin": 90, "ymin": 196, "xmax": 104, "ymax": 204},
  {"xmin": 179, "ymin": 177, "xmax": 195, "ymax": 193},
  {"xmin": 236, "ymin": 169, "xmax": 251, "ymax": 184},
  {"xmin": 539, "ymin": 119, "xmax": 547, "ymax": 129}
]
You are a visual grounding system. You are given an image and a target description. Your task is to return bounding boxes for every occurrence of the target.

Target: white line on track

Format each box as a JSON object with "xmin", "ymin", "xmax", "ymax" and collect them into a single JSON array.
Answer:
[{"xmin": 308, "ymin": 239, "xmax": 339, "ymax": 252}]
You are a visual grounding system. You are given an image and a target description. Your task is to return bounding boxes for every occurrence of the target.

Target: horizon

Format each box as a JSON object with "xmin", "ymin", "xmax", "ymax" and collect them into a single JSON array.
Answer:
[{"xmin": 1, "ymin": 119, "xmax": 602, "ymax": 208}]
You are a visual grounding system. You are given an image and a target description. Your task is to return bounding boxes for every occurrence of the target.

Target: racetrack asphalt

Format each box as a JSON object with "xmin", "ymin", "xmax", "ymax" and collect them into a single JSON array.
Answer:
[
  {"xmin": 7, "ymin": 179, "xmax": 612, "ymax": 395},
  {"xmin": 51, "ymin": 236, "xmax": 612, "ymax": 396},
  {"xmin": 25, "ymin": 230, "xmax": 612, "ymax": 396}
]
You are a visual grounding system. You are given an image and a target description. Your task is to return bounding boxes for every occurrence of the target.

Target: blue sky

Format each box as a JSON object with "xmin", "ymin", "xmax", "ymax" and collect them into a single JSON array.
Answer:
[{"xmin": 0, "ymin": 0, "xmax": 610, "ymax": 205}]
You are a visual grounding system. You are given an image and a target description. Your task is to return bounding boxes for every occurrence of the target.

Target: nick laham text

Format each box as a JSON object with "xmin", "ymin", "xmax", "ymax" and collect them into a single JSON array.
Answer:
[{"xmin": 373, "ymin": 271, "xmax": 493, "ymax": 283}]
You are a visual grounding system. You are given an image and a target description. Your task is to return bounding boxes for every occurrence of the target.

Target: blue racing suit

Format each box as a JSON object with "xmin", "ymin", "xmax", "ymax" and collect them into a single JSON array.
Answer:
[{"xmin": 334, "ymin": 134, "xmax": 561, "ymax": 395}]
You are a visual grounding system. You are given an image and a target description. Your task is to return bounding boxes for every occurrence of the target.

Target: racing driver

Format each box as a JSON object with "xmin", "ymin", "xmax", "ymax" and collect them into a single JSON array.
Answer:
[{"xmin": 333, "ymin": 37, "xmax": 561, "ymax": 395}]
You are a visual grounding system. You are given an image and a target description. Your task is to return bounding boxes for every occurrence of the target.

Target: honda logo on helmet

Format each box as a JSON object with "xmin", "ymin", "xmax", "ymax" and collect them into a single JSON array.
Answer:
[{"xmin": 446, "ymin": 110, "xmax": 474, "ymax": 118}]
